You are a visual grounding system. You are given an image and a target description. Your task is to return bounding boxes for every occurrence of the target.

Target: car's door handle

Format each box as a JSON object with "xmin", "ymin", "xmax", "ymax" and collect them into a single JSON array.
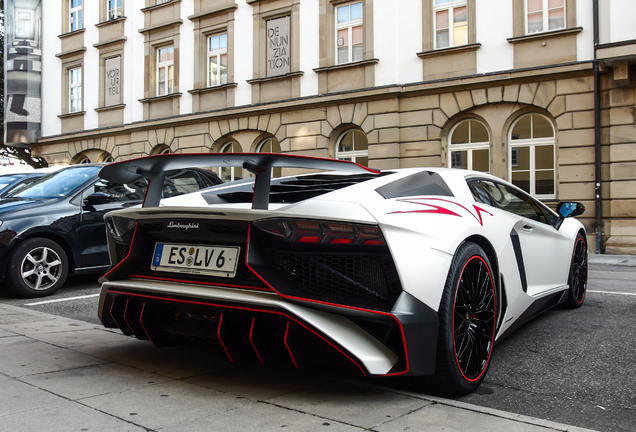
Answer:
[{"xmin": 521, "ymin": 224, "xmax": 534, "ymax": 232}]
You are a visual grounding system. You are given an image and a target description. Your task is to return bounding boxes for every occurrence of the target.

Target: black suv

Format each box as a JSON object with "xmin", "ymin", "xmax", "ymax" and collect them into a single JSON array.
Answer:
[{"xmin": 0, "ymin": 163, "xmax": 221, "ymax": 298}]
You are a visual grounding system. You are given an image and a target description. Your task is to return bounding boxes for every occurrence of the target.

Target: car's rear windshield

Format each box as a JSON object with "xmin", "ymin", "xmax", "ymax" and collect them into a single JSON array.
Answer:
[{"xmin": 11, "ymin": 166, "xmax": 101, "ymax": 199}]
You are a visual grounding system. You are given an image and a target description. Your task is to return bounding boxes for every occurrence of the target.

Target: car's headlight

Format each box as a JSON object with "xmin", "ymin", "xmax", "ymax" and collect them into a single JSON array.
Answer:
[{"xmin": 105, "ymin": 215, "xmax": 137, "ymax": 242}]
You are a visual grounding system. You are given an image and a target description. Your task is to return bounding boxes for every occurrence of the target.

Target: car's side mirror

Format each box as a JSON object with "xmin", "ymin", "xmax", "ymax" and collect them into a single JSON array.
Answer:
[
  {"xmin": 84, "ymin": 192, "xmax": 112, "ymax": 206},
  {"xmin": 554, "ymin": 202, "xmax": 585, "ymax": 230}
]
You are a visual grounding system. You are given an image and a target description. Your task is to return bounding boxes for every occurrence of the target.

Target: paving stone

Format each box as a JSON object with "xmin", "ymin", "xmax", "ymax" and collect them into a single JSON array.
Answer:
[
  {"xmin": 119, "ymin": 345, "xmax": 236, "ymax": 379},
  {"xmin": 0, "ymin": 399, "xmax": 147, "ymax": 432},
  {"xmin": 159, "ymin": 401, "xmax": 362, "ymax": 432},
  {"xmin": 21, "ymin": 363, "xmax": 173, "ymax": 400},
  {"xmin": 81, "ymin": 380, "xmax": 251, "ymax": 430},
  {"xmin": 0, "ymin": 336, "xmax": 107, "ymax": 377},
  {"xmin": 184, "ymin": 363, "xmax": 328, "ymax": 401},
  {"xmin": 267, "ymin": 381, "xmax": 432, "ymax": 429}
]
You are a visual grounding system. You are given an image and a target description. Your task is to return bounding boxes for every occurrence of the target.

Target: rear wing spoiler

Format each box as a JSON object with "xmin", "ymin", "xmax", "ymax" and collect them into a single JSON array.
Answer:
[{"xmin": 98, "ymin": 152, "xmax": 379, "ymax": 209}]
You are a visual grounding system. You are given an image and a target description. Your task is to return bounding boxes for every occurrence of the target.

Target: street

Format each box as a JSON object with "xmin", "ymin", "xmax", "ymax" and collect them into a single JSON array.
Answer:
[{"xmin": 1, "ymin": 261, "xmax": 635, "ymax": 432}]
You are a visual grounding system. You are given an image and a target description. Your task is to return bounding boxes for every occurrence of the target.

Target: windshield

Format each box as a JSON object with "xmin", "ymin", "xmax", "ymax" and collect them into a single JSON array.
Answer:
[
  {"xmin": 11, "ymin": 166, "xmax": 101, "ymax": 199},
  {"xmin": 0, "ymin": 175, "xmax": 25, "ymax": 191}
]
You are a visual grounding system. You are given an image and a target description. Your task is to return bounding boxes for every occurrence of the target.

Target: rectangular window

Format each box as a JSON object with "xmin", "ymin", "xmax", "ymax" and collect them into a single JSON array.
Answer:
[
  {"xmin": 156, "ymin": 0, "xmax": 170, "ymax": 4},
  {"xmin": 434, "ymin": 0, "xmax": 467, "ymax": 49},
  {"xmin": 208, "ymin": 33, "xmax": 228, "ymax": 87},
  {"xmin": 526, "ymin": 0, "xmax": 565, "ymax": 34},
  {"xmin": 157, "ymin": 46, "xmax": 174, "ymax": 96},
  {"xmin": 70, "ymin": 0, "xmax": 83, "ymax": 31},
  {"xmin": 336, "ymin": 2, "xmax": 363, "ymax": 64},
  {"xmin": 69, "ymin": 67, "xmax": 82, "ymax": 112},
  {"xmin": 107, "ymin": 0, "xmax": 122, "ymax": 20}
]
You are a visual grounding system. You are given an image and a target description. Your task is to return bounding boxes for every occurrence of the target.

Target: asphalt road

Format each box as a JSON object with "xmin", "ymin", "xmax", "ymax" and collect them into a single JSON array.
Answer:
[{"xmin": 1, "ymin": 263, "xmax": 634, "ymax": 432}]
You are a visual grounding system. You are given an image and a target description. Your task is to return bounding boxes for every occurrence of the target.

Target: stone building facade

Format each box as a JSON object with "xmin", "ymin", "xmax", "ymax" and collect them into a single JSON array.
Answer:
[{"xmin": 26, "ymin": 0, "xmax": 636, "ymax": 253}]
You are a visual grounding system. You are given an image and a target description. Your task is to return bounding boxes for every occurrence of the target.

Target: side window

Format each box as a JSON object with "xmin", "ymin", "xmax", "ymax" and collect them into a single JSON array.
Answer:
[
  {"xmin": 163, "ymin": 170, "xmax": 207, "ymax": 198},
  {"xmin": 90, "ymin": 178, "xmax": 148, "ymax": 203},
  {"xmin": 476, "ymin": 179, "xmax": 549, "ymax": 224},
  {"xmin": 467, "ymin": 180, "xmax": 493, "ymax": 206}
]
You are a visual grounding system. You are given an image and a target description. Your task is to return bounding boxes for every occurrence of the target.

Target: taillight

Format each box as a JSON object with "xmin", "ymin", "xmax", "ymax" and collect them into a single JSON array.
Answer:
[{"xmin": 252, "ymin": 219, "xmax": 386, "ymax": 246}]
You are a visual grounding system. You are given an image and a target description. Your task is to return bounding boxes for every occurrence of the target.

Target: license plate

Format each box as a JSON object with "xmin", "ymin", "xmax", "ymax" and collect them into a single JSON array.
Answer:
[{"xmin": 151, "ymin": 243, "xmax": 240, "ymax": 277}]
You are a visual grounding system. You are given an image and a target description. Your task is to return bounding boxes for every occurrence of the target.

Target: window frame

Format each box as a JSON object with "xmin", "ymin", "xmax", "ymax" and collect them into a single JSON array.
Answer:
[
  {"xmin": 508, "ymin": 114, "xmax": 556, "ymax": 200},
  {"xmin": 69, "ymin": 66, "xmax": 83, "ymax": 113},
  {"xmin": 107, "ymin": 0, "xmax": 123, "ymax": 20},
  {"xmin": 433, "ymin": 0, "xmax": 468, "ymax": 49},
  {"xmin": 448, "ymin": 119, "xmax": 490, "ymax": 173},
  {"xmin": 70, "ymin": 0, "xmax": 83, "ymax": 32},
  {"xmin": 156, "ymin": 46, "xmax": 174, "ymax": 96},
  {"xmin": 218, "ymin": 141, "xmax": 243, "ymax": 182},
  {"xmin": 335, "ymin": 1, "xmax": 364, "ymax": 65},
  {"xmin": 525, "ymin": 0, "xmax": 565, "ymax": 35},
  {"xmin": 207, "ymin": 33, "xmax": 228, "ymax": 87},
  {"xmin": 336, "ymin": 129, "xmax": 369, "ymax": 165}
]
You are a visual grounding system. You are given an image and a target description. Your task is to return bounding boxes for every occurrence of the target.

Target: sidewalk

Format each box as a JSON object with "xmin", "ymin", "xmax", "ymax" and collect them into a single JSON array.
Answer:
[
  {"xmin": 589, "ymin": 253, "xmax": 636, "ymax": 267},
  {"xmin": 0, "ymin": 303, "xmax": 599, "ymax": 432}
]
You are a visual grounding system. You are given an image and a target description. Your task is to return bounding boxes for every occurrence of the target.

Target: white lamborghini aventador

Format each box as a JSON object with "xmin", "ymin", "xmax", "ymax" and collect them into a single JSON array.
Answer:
[{"xmin": 97, "ymin": 153, "xmax": 587, "ymax": 395}]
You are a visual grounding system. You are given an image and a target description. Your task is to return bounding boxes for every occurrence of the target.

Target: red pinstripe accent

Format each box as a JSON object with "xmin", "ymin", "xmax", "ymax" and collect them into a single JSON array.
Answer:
[
  {"xmin": 138, "ymin": 302, "xmax": 154, "ymax": 344},
  {"xmin": 217, "ymin": 313, "xmax": 234, "ymax": 363},
  {"xmin": 103, "ymin": 290, "xmax": 368, "ymax": 375},
  {"xmin": 284, "ymin": 321, "xmax": 300, "ymax": 369},
  {"xmin": 391, "ymin": 198, "xmax": 493, "ymax": 226},
  {"xmin": 249, "ymin": 317, "xmax": 265, "ymax": 364}
]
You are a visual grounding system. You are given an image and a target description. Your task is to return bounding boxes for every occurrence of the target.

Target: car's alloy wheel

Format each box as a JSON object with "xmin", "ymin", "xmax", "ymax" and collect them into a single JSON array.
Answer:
[
  {"xmin": 564, "ymin": 233, "xmax": 587, "ymax": 308},
  {"xmin": 428, "ymin": 241, "xmax": 496, "ymax": 396},
  {"xmin": 452, "ymin": 253, "xmax": 496, "ymax": 382},
  {"xmin": 7, "ymin": 238, "xmax": 69, "ymax": 298}
]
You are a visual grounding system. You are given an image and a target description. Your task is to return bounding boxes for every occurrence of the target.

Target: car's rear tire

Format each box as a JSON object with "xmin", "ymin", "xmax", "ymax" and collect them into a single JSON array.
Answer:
[
  {"xmin": 6, "ymin": 238, "xmax": 69, "ymax": 298},
  {"xmin": 428, "ymin": 241, "xmax": 496, "ymax": 396},
  {"xmin": 562, "ymin": 233, "xmax": 587, "ymax": 309}
]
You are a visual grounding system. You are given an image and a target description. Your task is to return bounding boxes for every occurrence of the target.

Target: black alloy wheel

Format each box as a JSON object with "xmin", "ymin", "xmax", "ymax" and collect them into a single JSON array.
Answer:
[
  {"xmin": 453, "ymin": 252, "xmax": 496, "ymax": 382},
  {"xmin": 426, "ymin": 241, "xmax": 496, "ymax": 396},
  {"xmin": 563, "ymin": 233, "xmax": 587, "ymax": 309}
]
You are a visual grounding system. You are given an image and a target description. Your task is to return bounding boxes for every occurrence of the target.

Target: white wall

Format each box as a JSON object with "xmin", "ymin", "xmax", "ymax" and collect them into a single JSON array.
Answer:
[
  {"xmin": 179, "ymin": 1, "xmax": 194, "ymax": 116},
  {"xmin": 300, "ymin": 0, "xmax": 320, "ymax": 97},
  {"xmin": 234, "ymin": 3, "xmax": 253, "ymax": 108},
  {"xmin": 476, "ymin": 0, "xmax": 514, "ymax": 74},
  {"xmin": 83, "ymin": 3, "xmax": 99, "ymax": 131},
  {"xmin": 609, "ymin": 0, "xmax": 636, "ymax": 43},
  {"xmin": 40, "ymin": 1, "xmax": 61, "ymax": 137}
]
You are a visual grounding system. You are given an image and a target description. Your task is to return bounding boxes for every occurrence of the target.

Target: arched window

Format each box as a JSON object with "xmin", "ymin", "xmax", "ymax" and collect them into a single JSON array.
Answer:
[
  {"xmin": 98, "ymin": 153, "xmax": 114, "ymax": 163},
  {"xmin": 218, "ymin": 141, "xmax": 243, "ymax": 182},
  {"xmin": 448, "ymin": 119, "xmax": 490, "ymax": 173},
  {"xmin": 71, "ymin": 150, "xmax": 114, "ymax": 164},
  {"xmin": 257, "ymin": 138, "xmax": 282, "ymax": 178},
  {"xmin": 336, "ymin": 129, "xmax": 368, "ymax": 166},
  {"xmin": 151, "ymin": 144, "xmax": 171, "ymax": 155},
  {"xmin": 509, "ymin": 114, "xmax": 555, "ymax": 198}
]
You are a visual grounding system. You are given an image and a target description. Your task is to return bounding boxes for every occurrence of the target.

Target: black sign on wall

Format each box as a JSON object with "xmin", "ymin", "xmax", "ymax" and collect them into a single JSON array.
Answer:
[{"xmin": 266, "ymin": 16, "xmax": 291, "ymax": 77}]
